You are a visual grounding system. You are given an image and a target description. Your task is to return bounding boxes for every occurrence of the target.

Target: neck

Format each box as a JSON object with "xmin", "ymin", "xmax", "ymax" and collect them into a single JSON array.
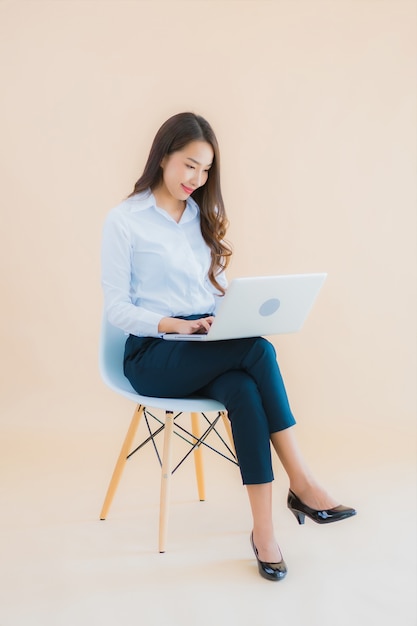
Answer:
[{"xmin": 153, "ymin": 188, "xmax": 186, "ymax": 223}]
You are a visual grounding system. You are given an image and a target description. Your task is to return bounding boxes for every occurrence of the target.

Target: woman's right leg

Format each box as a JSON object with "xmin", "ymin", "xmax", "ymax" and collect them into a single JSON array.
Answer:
[
  {"xmin": 200, "ymin": 369, "xmax": 276, "ymax": 485},
  {"xmin": 246, "ymin": 482, "xmax": 283, "ymax": 563},
  {"xmin": 199, "ymin": 370, "xmax": 285, "ymax": 564}
]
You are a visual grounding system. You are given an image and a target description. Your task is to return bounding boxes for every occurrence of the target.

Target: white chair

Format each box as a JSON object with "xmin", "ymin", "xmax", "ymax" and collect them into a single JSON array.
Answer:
[{"xmin": 99, "ymin": 316, "xmax": 237, "ymax": 552}]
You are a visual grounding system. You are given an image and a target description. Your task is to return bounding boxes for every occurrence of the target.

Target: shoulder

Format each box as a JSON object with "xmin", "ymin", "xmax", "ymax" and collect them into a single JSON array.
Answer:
[
  {"xmin": 103, "ymin": 192, "xmax": 155, "ymax": 244},
  {"xmin": 106, "ymin": 190, "xmax": 154, "ymax": 222}
]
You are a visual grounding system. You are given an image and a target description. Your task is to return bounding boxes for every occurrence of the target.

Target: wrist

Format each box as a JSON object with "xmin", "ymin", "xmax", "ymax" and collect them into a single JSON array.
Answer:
[{"xmin": 158, "ymin": 316, "xmax": 177, "ymax": 334}]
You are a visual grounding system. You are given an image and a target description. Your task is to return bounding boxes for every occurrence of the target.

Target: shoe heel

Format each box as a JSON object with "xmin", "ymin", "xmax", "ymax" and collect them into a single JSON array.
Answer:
[{"xmin": 291, "ymin": 509, "xmax": 305, "ymax": 525}]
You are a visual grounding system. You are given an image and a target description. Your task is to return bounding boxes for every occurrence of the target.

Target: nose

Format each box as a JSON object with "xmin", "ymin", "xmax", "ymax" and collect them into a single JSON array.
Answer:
[{"xmin": 191, "ymin": 170, "xmax": 204, "ymax": 188}]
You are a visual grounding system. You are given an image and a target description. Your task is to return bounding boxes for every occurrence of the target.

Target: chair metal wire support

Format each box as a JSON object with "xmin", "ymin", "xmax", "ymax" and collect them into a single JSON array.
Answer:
[
  {"xmin": 127, "ymin": 410, "xmax": 188, "ymax": 460},
  {"xmin": 199, "ymin": 412, "xmax": 238, "ymax": 464},
  {"xmin": 170, "ymin": 413, "xmax": 238, "ymax": 472},
  {"xmin": 126, "ymin": 408, "xmax": 238, "ymax": 473}
]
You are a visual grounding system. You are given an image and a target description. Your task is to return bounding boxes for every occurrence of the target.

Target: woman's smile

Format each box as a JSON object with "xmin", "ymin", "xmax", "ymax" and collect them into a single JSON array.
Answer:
[{"xmin": 181, "ymin": 183, "xmax": 194, "ymax": 195}]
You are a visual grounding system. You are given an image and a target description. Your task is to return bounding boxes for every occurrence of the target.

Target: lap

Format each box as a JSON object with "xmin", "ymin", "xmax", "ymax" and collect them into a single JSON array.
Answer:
[{"xmin": 123, "ymin": 334, "xmax": 273, "ymax": 398}]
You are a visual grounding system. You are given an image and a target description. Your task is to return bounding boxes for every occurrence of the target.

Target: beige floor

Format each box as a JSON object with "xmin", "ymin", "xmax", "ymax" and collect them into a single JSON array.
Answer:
[{"xmin": 0, "ymin": 387, "xmax": 415, "ymax": 626}]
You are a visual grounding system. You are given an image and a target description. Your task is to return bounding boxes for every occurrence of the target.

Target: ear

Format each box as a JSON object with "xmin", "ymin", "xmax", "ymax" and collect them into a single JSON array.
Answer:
[{"xmin": 160, "ymin": 155, "xmax": 167, "ymax": 169}]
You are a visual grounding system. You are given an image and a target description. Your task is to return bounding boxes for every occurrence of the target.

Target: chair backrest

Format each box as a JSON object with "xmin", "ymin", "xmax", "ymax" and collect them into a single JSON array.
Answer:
[
  {"xmin": 99, "ymin": 315, "xmax": 138, "ymax": 395},
  {"xmin": 99, "ymin": 314, "xmax": 227, "ymax": 412}
]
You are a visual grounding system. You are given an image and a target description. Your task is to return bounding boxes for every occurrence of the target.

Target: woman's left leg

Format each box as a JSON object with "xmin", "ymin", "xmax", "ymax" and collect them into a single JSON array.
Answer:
[{"xmin": 270, "ymin": 428, "xmax": 340, "ymax": 509}]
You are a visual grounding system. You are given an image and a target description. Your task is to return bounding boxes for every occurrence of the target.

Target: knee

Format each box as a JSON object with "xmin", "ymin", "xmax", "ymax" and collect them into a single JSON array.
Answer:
[
  {"xmin": 257, "ymin": 337, "xmax": 276, "ymax": 357},
  {"xmin": 247, "ymin": 337, "xmax": 277, "ymax": 364}
]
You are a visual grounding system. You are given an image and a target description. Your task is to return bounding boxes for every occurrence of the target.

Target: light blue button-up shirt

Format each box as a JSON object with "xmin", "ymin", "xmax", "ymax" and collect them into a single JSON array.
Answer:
[{"xmin": 101, "ymin": 190, "xmax": 227, "ymax": 337}]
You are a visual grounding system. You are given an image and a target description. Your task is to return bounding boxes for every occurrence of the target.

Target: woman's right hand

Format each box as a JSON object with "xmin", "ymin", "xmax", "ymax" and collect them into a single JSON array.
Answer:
[{"xmin": 158, "ymin": 316, "xmax": 214, "ymax": 335}]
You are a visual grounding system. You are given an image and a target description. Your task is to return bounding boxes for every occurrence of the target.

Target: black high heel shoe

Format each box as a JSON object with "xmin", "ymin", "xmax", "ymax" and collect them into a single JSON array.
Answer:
[
  {"xmin": 250, "ymin": 532, "xmax": 287, "ymax": 581},
  {"xmin": 287, "ymin": 489, "xmax": 357, "ymax": 525}
]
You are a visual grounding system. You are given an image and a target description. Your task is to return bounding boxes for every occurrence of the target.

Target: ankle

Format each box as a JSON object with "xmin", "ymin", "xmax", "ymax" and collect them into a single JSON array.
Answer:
[
  {"xmin": 252, "ymin": 523, "xmax": 275, "ymax": 542},
  {"xmin": 289, "ymin": 476, "xmax": 316, "ymax": 497},
  {"xmin": 289, "ymin": 482, "xmax": 339, "ymax": 510}
]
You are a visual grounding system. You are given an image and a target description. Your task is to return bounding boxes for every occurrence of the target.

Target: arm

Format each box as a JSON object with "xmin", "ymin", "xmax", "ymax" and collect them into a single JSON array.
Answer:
[{"xmin": 101, "ymin": 210, "xmax": 164, "ymax": 336}]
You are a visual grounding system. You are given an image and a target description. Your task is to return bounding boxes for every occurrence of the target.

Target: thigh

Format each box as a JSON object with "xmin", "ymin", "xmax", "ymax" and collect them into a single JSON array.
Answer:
[{"xmin": 124, "ymin": 335, "xmax": 265, "ymax": 398}]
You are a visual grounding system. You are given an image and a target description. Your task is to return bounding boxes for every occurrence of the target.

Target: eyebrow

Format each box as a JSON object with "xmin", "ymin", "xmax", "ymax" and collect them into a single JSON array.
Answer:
[{"xmin": 186, "ymin": 157, "xmax": 213, "ymax": 168}]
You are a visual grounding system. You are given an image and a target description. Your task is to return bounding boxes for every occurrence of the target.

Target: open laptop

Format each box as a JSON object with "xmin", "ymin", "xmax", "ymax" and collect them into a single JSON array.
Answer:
[{"xmin": 162, "ymin": 273, "xmax": 327, "ymax": 341}]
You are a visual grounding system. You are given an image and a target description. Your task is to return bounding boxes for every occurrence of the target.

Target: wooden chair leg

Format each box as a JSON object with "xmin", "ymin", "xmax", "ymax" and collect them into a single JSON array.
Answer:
[
  {"xmin": 158, "ymin": 410, "xmax": 174, "ymax": 553},
  {"xmin": 221, "ymin": 410, "xmax": 236, "ymax": 456},
  {"xmin": 191, "ymin": 412, "xmax": 206, "ymax": 501},
  {"xmin": 100, "ymin": 404, "xmax": 144, "ymax": 520}
]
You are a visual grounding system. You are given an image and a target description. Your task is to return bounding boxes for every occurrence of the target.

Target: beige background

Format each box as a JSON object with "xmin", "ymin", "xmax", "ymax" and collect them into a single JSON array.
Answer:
[
  {"xmin": 0, "ymin": 1, "xmax": 416, "ymax": 625},
  {"xmin": 1, "ymin": 0, "xmax": 415, "ymax": 426}
]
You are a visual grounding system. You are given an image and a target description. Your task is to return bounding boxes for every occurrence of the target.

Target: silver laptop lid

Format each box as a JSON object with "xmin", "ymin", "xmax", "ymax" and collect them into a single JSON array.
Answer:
[{"xmin": 163, "ymin": 273, "xmax": 327, "ymax": 341}]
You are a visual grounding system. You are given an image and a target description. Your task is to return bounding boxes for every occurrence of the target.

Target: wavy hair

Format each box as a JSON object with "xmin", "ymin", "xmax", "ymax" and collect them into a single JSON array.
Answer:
[{"xmin": 129, "ymin": 112, "xmax": 232, "ymax": 294}]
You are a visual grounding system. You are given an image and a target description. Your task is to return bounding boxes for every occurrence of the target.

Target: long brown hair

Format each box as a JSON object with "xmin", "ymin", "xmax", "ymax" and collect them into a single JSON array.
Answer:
[{"xmin": 129, "ymin": 112, "xmax": 232, "ymax": 294}]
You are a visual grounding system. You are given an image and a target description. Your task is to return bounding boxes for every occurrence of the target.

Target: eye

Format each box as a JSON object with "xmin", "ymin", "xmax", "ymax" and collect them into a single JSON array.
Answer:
[{"xmin": 186, "ymin": 164, "xmax": 195, "ymax": 170}]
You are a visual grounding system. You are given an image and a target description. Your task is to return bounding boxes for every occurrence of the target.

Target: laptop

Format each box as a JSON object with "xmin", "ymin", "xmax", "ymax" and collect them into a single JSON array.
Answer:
[{"xmin": 162, "ymin": 273, "xmax": 327, "ymax": 341}]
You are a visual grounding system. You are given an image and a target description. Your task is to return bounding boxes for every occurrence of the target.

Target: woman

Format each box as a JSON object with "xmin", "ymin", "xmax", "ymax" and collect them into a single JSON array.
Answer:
[{"xmin": 101, "ymin": 112, "xmax": 356, "ymax": 581}]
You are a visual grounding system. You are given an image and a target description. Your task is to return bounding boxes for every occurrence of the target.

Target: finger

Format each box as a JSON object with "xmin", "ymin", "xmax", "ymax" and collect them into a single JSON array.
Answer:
[
  {"xmin": 189, "ymin": 321, "xmax": 208, "ymax": 334},
  {"xmin": 190, "ymin": 322, "xmax": 206, "ymax": 334}
]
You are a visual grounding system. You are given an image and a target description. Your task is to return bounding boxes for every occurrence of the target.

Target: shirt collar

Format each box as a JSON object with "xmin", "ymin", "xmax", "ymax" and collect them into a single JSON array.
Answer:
[{"xmin": 129, "ymin": 189, "xmax": 199, "ymax": 222}]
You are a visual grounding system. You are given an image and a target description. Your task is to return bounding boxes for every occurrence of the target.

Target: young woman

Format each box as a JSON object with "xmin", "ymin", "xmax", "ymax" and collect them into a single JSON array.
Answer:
[{"xmin": 101, "ymin": 112, "xmax": 356, "ymax": 581}]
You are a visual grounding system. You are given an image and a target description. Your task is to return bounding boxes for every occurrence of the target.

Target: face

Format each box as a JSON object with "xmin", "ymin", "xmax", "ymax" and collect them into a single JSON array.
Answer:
[{"xmin": 159, "ymin": 140, "xmax": 214, "ymax": 201}]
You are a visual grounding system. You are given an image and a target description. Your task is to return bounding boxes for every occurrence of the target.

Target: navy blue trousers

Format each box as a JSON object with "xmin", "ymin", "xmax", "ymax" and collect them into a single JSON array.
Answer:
[{"xmin": 124, "ymin": 334, "xmax": 296, "ymax": 485}]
